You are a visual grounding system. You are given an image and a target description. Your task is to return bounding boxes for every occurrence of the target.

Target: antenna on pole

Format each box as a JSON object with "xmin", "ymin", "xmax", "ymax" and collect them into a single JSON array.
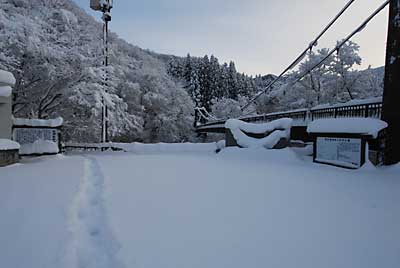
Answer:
[{"xmin": 90, "ymin": 0, "xmax": 113, "ymax": 143}]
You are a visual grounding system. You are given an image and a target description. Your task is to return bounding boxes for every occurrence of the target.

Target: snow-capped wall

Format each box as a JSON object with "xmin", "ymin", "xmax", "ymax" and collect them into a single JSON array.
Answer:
[
  {"xmin": 0, "ymin": 139, "xmax": 20, "ymax": 151},
  {"xmin": 13, "ymin": 117, "xmax": 64, "ymax": 128}
]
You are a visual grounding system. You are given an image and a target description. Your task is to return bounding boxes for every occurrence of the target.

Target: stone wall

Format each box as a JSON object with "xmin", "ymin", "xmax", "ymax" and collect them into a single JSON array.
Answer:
[
  {"xmin": 0, "ymin": 149, "xmax": 19, "ymax": 167},
  {"xmin": 0, "ymin": 98, "xmax": 12, "ymax": 139}
]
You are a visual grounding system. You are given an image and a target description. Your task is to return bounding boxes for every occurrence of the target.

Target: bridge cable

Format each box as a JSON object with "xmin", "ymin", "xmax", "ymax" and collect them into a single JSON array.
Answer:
[
  {"xmin": 241, "ymin": 0, "xmax": 358, "ymax": 112},
  {"xmin": 292, "ymin": 0, "xmax": 389, "ymax": 86}
]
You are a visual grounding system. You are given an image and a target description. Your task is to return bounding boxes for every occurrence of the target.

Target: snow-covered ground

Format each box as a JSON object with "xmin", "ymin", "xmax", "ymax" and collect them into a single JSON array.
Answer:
[{"xmin": 0, "ymin": 145, "xmax": 399, "ymax": 268}]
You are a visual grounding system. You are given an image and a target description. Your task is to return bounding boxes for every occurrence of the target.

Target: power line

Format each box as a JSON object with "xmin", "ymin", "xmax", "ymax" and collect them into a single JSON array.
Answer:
[
  {"xmin": 293, "ymin": 0, "xmax": 390, "ymax": 85},
  {"xmin": 241, "ymin": 0, "xmax": 357, "ymax": 111}
]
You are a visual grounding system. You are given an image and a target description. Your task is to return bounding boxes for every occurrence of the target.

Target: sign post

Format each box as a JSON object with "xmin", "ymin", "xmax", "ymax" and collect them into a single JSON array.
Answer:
[{"xmin": 90, "ymin": 0, "xmax": 113, "ymax": 143}]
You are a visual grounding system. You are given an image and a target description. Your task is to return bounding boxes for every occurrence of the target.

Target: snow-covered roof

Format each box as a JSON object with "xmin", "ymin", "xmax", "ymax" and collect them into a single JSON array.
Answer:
[
  {"xmin": 307, "ymin": 118, "xmax": 388, "ymax": 138},
  {"xmin": 0, "ymin": 139, "xmax": 20, "ymax": 151},
  {"xmin": 0, "ymin": 70, "xmax": 16, "ymax": 87},
  {"xmin": 13, "ymin": 117, "xmax": 64, "ymax": 128}
]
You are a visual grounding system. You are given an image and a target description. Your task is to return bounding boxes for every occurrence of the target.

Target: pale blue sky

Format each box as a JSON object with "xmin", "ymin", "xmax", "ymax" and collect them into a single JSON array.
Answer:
[{"xmin": 73, "ymin": 0, "xmax": 389, "ymax": 75}]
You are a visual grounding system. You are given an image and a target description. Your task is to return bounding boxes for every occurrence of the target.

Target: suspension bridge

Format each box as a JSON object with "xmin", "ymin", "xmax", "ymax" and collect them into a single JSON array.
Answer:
[
  {"xmin": 196, "ymin": 98, "xmax": 383, "ymax": 138},
  {"xmin": 194, "ymin": 0, "xmax": 400, "ymax": 165}
]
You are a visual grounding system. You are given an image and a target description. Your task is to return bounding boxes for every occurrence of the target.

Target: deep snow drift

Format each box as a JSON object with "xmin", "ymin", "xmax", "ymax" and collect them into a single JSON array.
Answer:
[{"xmin": 0, "ymin": 145, "xmax": 399, "ymax": 268}]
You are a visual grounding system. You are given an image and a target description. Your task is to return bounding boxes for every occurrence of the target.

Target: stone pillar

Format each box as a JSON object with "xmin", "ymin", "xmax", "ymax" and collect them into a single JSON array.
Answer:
[{"xmin": 0, "ymin": 70, "xmax": 15, "ymax": 140}]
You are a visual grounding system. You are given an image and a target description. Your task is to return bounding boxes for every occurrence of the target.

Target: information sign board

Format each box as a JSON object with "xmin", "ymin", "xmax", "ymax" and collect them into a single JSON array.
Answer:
[
  {"xmin": 315, "ymin": 137, "xmax": 363, "ymax": 168},
  {"xmin": 13, "ymin": 128, "xmax": 58, "ymax": 145}
]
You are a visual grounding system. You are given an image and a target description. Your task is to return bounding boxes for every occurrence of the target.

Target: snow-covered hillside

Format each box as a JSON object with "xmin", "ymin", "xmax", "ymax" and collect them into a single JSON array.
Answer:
[
  {"xmin": 0, "ymin": 0, "xmax": 194, "ymax": 143},
  {"xmin": 1, "ymin": 147, "xmax": 399, "ymax": 268}
]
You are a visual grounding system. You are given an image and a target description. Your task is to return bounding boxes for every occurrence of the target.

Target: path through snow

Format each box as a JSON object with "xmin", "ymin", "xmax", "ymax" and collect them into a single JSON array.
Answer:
[{"xmin": 65, "ymin": 157, "xmax": 123, "ymax": 268}]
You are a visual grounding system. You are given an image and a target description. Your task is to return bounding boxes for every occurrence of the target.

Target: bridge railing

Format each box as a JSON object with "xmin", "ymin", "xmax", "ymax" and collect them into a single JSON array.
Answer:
[
  {"xmin": 196, "ymin": 97, "xmax": 383, "ymax": 130},
  {"xmin": 239, "ymin": 109, "xmax": 308, "ymax": 124},
  {"xmin": 310, "ymin": 99, "xmax": 382, "ymax": 121}
]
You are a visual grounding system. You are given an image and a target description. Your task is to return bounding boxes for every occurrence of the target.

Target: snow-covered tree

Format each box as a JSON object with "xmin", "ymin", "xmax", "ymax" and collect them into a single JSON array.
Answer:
[
  {"xmin": 329, "ymin": 40, "xmax": 362, "ymax": 101},
  {"xmin": 0, "ymin": 0, "xmax": 195, "ymax": 143},
  {"xmin": 297, "ymin": 48, "xmax": 333, "ymax": 106}
]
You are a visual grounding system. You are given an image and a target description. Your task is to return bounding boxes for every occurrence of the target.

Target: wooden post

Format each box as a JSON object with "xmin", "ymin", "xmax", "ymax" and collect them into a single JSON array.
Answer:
[{"xmin": 382, "ymin": 0, "xmax": 400, "ymax": 165}]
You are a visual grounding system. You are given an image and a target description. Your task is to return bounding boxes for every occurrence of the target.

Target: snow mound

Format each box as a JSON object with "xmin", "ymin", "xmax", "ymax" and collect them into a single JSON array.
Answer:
[
  {"xmin": 0, "ymin": 86, "xmax": 12, "ymax": 98},
  {"xmin": 216, "ymin": 140, "xmax": 226, "ymax": 150},
  {"xmin": 0, "ymin": 139, "xmax": 20, "ymax": 150},
  {"xmin": 19, "ymin": 140, "xmax": 59, "ymax": 155},
  {"xmin": 225, "ymin": 118, "xmax": 293, "ymax": 149},
  {"xmin": 13, "ymin": 117, "xmax": 63, "ymax": 128},
  {"xmin": 307, "ymin": 118, "xmax": 388, "ymax": 138},
  {"xmin": 0, "ymin": 70, "xmax": 16, "ymax": 87}
]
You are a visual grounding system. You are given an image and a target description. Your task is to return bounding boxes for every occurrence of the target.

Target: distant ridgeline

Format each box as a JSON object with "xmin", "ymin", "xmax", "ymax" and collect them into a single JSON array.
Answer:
[{"xmin": 0, "ymin": 0, "xmax": 384, "ymax": 143}]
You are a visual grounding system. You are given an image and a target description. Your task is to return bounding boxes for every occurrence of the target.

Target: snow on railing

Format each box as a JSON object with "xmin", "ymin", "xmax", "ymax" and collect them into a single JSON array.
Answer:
[{"xmin": 196, "ymin": 97, "xmax": 383, "ymax": 130}]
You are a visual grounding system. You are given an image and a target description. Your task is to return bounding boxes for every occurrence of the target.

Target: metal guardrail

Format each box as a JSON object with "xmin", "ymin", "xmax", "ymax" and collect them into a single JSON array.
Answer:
[
  {"xmin": 310, "ymin": 101, "xmax": 382, "ymax": 120},
  {"xmin": 62, "ymin": 143, "xmax": 124, "ymax": 152},
  {"xmin": 196, "ymin": 99, "xmax": 383, "ymax": 131}
]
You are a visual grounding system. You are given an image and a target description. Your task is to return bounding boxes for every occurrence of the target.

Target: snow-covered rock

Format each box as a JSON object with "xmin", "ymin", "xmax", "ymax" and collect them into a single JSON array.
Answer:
[
  {"xmin": 225, "ymin": 118, "xmax": 293, "ymax": 149},
  {"xmin": 13, "ymin": 117, "xmax": 63, "ymax": 128},
  {"xmin": 307, "ymin": 118, "xmax": 388, "ymax": 138},
  {"xmin": 19, "ymin": 140, "xmax": 59, "ymax": 155},
  {"xmin": 0, "ymin": 70, "xmax": 16, "ymax": 87},
  {"xmin": 0, "ymin": 139, "xmax": 20, "ymax": 150}
]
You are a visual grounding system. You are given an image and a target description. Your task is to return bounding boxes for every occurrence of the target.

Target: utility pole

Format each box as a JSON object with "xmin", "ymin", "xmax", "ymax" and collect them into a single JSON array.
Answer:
[
  {"xmin": 90, "ymin": 0, "xmax": 113, "ymax": 143},
  {"xmin": 382, "ymin": 0, "xmax": 400, "ymax": 165}
]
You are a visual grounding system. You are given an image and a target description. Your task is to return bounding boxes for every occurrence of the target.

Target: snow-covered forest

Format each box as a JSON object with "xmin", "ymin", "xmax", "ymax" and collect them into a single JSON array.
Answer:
[
  {"xmin": 0, "ymin": 0, "xmax": 195, "ymax": 143},
  {"xmin": 0, "ymin": 0, "xmax": 384, "ymax": 142}
]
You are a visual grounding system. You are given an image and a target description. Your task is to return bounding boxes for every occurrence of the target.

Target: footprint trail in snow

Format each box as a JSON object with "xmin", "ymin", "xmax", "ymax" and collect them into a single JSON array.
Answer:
[{"xmin": 66, "ymin": 157, "xmax": 123, "ymax": 268}]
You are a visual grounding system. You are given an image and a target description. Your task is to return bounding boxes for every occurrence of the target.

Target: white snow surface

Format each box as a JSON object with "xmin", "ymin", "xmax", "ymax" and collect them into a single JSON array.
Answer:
[
  {"xmin": 13, "ymin": 117, "xmax": 63, "ymax": 127},
  {"xmin": 0, "ymin": 86, "xmax": 12, "ymax": 97},
  {"xmin": 0, "ymin": 139, "xmax": 20, "ymax": 150},
  {"xmin": 1, "ymin": 146, "xmax": 400, "ymax": 268},
  {"xmin": 0, "ymin": 69, "xmax": 16, "ymax": 87},
  {"xmin": 226, "ymin": 118, "xmax": 292, "ymax": 148},
  {"xmin": 19, "ymin": 140, "xmax": 59, "ymax": 155},
  {"xmin": 111, "ymin": 142, "xmax": 218, "ymax": 153},
  {"xmin": 308, "ymin": 118, "xmax": 388, "ymax": 138}
]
